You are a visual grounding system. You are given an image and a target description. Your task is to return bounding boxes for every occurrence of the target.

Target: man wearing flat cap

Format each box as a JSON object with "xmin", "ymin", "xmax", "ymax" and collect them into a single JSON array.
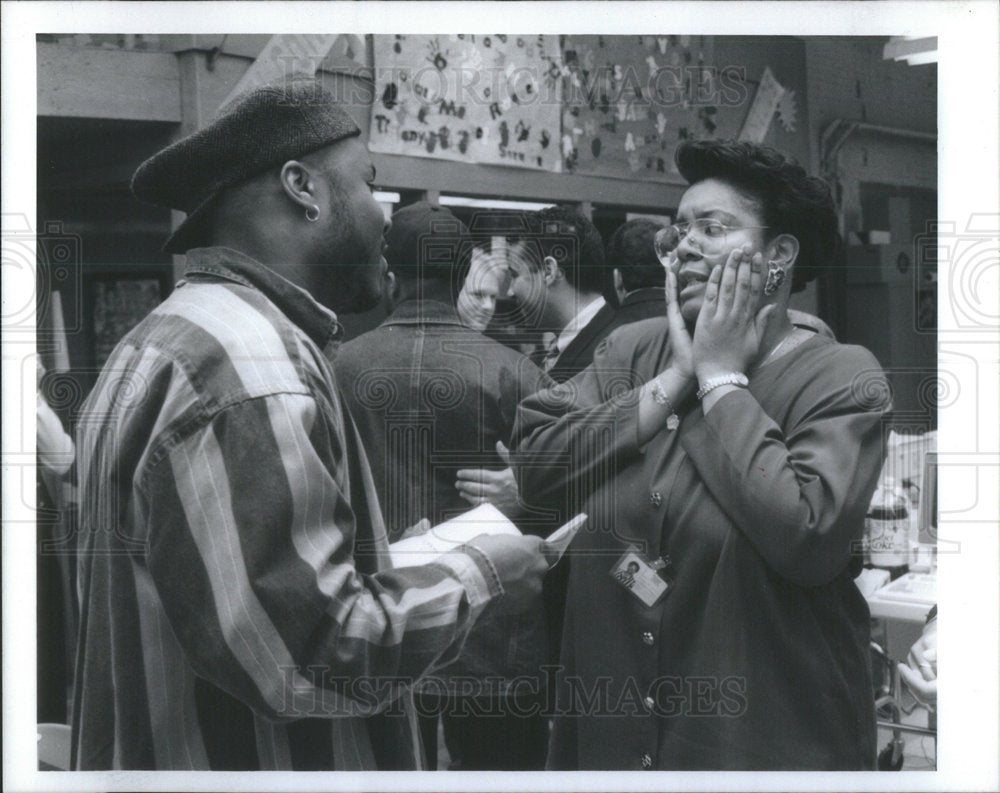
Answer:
[{"xmin": 71, "ymin": 78, "xmax": 547, "ymax": 771}]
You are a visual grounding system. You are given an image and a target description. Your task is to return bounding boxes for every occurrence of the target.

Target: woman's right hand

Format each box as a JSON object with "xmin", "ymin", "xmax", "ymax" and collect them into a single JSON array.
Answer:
[{"xmin": 665, "ymin": 265, "xmax": 696, "ymax": 381}]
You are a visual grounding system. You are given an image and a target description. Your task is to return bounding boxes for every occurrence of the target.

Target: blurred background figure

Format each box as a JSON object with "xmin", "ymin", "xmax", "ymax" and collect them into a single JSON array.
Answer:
[
  {"xmin": 501, "ymin": 207, "xmax": 607, "ymax": 381},
  {"xmin": 898, "ymin": 605, "xmax": 937, "ymax": 709},
  {"xmin": 456, "ymin": 243, "xmax": 506, "ymax": 333},
  {"xmin": 36, "ymin": 360, "xmax": 77, "ymax": 725},
  {"xmin": 335, "ymin": 201, "xmax": 553, "ymax": 770},
  {"xmin": 608, "ymin": 218, "xmax": 669, "ymax": 316},
  {"xmin": 542, "ymin": 217, "xmax": 670, "ymax": 374},
  {"xmin": 482, "ymin": 236, "xmax": 546, "ymax": 359},
  {"xmin": 37, "ymin": 361, "xmax": 75, "ymax": 476}
]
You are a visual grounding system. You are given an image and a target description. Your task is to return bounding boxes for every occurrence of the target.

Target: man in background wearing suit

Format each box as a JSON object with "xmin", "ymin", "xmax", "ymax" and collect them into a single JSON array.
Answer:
[
  {"xmin": 552, "ymin": 217, "xmax": 669, "ymax": 382},
  {"xmin": 504, "ymin": 207, "xmax": 608, "ymax": 383}
]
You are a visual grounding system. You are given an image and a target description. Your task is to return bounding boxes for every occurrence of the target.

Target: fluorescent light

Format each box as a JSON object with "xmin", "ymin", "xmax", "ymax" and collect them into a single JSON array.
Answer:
[
  {"xmin": 903, "ymin": 51, "xmax": 939, "ymax": 66},
  {"xmin": 372, "ymin": 190, "xmax": 400, "ymax": 203},
  {"xmin": 883, "ymin": 36, "xmax": 937, "ymax": 65},
  {"xmin": 439, "ymin": 195, "xmax": 555, "ymax": 211}
]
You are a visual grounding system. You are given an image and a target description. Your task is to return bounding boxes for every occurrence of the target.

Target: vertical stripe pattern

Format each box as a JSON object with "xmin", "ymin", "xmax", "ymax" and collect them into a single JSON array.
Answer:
[{"xmin": 72, "ymin": 248, "xmax": 502, "ymax": 770}]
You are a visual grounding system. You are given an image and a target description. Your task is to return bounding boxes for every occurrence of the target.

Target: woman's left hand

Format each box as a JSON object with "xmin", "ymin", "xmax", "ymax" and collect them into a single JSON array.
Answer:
[{"xmin": 692, "ymin": 244, "xmax": 775, "ymax": 381}]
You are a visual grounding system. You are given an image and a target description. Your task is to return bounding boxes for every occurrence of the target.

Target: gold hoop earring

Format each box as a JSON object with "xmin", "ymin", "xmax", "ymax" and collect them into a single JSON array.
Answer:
[
  {"xmin": 305, "ymin": 205, "xmax": 321, "ymax": 222},
  {"xmin": 763, "ymin": 260, "xmax": 786, "ymax": 295}
]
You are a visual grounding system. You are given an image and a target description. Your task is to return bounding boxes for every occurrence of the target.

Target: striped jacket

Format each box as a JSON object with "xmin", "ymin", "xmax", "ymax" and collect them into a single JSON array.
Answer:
[{"xmin": 71, "ymin": 247, "xmax": 502, "ymax": 770}]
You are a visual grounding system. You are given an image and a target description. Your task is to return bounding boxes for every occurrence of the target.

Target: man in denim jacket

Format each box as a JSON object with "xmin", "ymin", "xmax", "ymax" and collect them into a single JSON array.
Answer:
[{"xmin": 335, "ymin": 202, "xmax": 554, "ymax": 769}]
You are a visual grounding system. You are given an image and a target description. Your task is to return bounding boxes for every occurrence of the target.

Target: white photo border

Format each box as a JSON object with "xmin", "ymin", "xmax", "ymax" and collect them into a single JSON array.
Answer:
[{"xmin": 3, "ymin": 2, "xmax": 997, "ymax": 792}]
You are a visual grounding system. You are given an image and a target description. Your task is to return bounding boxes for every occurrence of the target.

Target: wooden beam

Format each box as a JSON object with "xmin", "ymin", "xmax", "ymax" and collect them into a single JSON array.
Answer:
[
  {"xmin": 184, "ymin": 35, "xmax": 371, "ymax": 78},
  {"xmin": 370, "ymin": 152, "xmax": 684, "ymax": 212},
  {"xmin": 191, "ymin": 34, "xmax": 271, "ymax": 60},
  {"xmin": 37, "ymin": 42, "xmax": 181, "ymax": 122}
]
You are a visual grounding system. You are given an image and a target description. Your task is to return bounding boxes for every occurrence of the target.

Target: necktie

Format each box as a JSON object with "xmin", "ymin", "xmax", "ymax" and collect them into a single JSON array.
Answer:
[{"xmin": 540, "ymin": 332, "xmax": 560, "ymax": 373}]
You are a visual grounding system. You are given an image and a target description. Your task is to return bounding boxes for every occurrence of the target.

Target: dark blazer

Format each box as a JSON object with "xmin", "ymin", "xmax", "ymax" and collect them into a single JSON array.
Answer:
[
  {"xmin": 542, "ymin": 287, "xmax": 668, "ymax": 667},
  {"xmin": 549, "ymin": 288, "xmax": 665, "ymax": 383},
  {"xmin": 513, "ymin": 318, "xmax": 888, "ymax": 770}
]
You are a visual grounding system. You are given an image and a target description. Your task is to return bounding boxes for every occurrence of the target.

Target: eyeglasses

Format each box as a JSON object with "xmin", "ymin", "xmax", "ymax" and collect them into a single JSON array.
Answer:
[{"xmin": 654, "ymin": 219, "xmax": 771, "ymax": 260}]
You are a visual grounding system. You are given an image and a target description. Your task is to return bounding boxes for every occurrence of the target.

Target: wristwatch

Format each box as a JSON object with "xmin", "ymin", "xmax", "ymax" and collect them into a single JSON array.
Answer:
[{"xmin": 696, "ymin": 372, "xmax": 749, "ymax": 400}]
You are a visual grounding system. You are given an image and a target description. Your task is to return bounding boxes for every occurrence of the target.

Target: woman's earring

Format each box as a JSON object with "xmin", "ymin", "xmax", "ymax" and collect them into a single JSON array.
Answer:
[
  {"xmin": 305, "ymin": 205, "xmax": 321, "ymax": 222},
  {"xmin": 763, "ymin": 260, "xmax": 786, "ymax": 295}
]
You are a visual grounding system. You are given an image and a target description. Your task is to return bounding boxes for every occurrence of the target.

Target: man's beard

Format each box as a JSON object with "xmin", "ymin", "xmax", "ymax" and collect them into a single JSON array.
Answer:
[
  {"xmin": 325, "ymin": 263, "xmax": 382, "ymax": 315},
  {"xmin": 316, "ymin": 209, "xmax": 384, "ymax": 314}
]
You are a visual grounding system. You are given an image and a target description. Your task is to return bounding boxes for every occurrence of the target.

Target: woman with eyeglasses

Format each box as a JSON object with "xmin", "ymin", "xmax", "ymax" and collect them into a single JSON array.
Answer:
[{"xmin": 511, "ymin": 140, "xmax": 890, "ymax": 770}]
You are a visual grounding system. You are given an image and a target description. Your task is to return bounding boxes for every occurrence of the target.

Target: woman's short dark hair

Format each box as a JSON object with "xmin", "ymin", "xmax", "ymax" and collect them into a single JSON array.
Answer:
[
  {"xmin": 607, "ymin": 218, "xmax": 665, "ymax": 292},
  {"xmin": 674, "ymin": 139, "xmax": 842, "ymax": 292}
]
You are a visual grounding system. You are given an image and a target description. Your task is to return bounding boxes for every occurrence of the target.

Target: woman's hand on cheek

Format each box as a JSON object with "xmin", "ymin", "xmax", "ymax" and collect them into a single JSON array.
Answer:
[
  {"xmin": 664, "ymin": 265, "xmax": 695, "ymax": 380},
  {"xmin": 692, "ymin": 245, "xmax": 767, "ymax": 381}
]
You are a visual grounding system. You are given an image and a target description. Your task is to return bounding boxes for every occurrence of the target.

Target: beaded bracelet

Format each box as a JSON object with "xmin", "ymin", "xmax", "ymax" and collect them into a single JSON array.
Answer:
[{"xmin": 650, "ymin": 378, "xmax": 681, "ymax": 431}]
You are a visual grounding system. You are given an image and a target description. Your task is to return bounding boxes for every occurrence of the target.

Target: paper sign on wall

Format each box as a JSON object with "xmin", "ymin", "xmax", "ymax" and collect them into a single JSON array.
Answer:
[
  {"xmin": 558, "ymin": 35, "xmax": 743, "ymax": 182},
  {"xmin": 220, "ymin": 34, "xmax": 340, "ymax": 109},
  {"xmin": 738, "ymin": 66, "xmax": 786, "ymax": 143},
  {"xmin": 369, "ymin": 34, "xmax": 563, "ymax": 170}
]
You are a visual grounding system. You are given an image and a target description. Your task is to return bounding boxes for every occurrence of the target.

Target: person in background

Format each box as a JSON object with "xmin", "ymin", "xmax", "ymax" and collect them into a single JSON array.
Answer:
[
  {"xmin": 898, "ymin": 605, "xmax": 937, "ymax": 709},
  {"xmin": 504, "ymin": 207, "xmax": 608, "ymax": 381},
  {"xmin": 37, "ymin": 362, "xmax": 76, "ymax": 477},
  {"xmin": 335, "ymin": 202, "xmax": 553, "ymax": 770},
  {"xmin": 499, "ymin": 207, "xmax": 612, "ymax": 661},
  {"xmin": 36, "ymin": 361, "xmax": 77, "ymax": 725},
  {"xmin": 456, "ymin": 242, "xmax": 507, "ymax": 333},
  {"xmin": 559, "ymin": 217, "xmax": 671, "ymax": 369},
  {"xmin": 608, "ymin": 219, "xmax": 670, "ymax": 319},
  {"xmin": 480, "ymin": 237, "xmax": 546, "ymax": 359},
  {"xmin": 72, "ymin": 79, "xmax": 547, "ymax": 771},
  {"xmin": 512, "ymin": 139, "xmax": 890, "ymax": 770}
]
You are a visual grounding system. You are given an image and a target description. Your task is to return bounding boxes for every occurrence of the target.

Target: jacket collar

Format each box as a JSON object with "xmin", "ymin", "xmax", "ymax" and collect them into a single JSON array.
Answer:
[
  {"xmin": 181, "ymin": 246, "xmax": 344, "ymax": 350},
  {"xmin": 621, "ymin": 287, "xmax": 666, "ymax": 307},
  {"xmin": 381, "ymin": 298, "xmax": 464, "ymax": 328},
  {"xmin": 555, "ymin": 296, "xmax": 606, "ymax": 356},
  {"xmin": 554, "ymin": 299, "xmax": 615, "ymax": 366}
]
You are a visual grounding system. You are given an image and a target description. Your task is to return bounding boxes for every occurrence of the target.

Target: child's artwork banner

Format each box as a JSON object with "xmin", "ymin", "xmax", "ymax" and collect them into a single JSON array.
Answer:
[
  {"xmin": 370, "ymin": 34, "xmax": 563, "ymax": 171},
  {"xmin": 560, "ymin": 35, "xmax": 744, "ymax": 181}
]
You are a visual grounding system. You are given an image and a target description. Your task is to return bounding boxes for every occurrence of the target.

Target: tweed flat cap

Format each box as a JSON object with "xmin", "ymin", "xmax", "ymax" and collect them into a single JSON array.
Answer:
[{"xmin": 131, "ymin": 77, "xmax": 361, "ymax": 254}]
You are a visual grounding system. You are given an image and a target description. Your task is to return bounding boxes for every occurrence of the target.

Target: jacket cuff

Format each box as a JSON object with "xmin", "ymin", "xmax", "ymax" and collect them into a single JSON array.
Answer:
[{"xmin": 439, "ymin": 543, "xmax": 504, "ymax": 613}]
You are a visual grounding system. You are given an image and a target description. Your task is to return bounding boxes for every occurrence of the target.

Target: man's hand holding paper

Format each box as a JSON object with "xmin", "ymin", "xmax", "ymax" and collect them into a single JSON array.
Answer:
[{"xmin": 389, "ymin": 505, "xmax": 587, "ymax": 614}]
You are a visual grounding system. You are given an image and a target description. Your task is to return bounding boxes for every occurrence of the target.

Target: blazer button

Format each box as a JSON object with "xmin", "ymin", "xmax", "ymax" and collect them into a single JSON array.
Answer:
[
  {"xmin": 641, "ymin": 752, "xmax": 653, "ymax": 769},
  {"xmin": 650, "ymin": 491, "xmax": 662, "ymax": 508},
  {"xmin": 642, "ymin": 631, "xmax": 655, "ymax": 646},
  {"xmin": 643, "ymin": 696, "xmax": 656, "ymax": 710}
]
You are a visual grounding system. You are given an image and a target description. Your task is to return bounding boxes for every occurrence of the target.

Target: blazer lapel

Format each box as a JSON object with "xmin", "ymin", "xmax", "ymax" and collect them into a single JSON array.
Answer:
[{"xmin": 552, "ymin": 303, "xmax": 617, "ymax": 380}]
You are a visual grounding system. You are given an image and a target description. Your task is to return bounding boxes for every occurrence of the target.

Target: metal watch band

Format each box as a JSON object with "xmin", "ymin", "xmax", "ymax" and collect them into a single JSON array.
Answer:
[{"xmin": 696, "ymin": 373, "xmax": 749, "ymax": 400}]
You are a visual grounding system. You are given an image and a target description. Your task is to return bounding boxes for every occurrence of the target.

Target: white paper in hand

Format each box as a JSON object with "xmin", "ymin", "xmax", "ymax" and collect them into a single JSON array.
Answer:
[
  {"xmin": 543, "ymin": 513, "xmax": 587, "ymax": 568},
  {"xmin": 389, "ymin": 503, "xmax": 521, "ymax": 568}
]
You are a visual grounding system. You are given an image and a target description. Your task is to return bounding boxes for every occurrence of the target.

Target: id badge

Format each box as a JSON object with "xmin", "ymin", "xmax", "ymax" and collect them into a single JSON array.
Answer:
[{"xmin": 610, "ymin": 548, "xmax": 672, "ymax": 607}]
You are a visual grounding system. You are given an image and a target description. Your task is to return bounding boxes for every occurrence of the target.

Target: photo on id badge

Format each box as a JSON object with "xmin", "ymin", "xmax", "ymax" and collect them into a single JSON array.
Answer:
[{"xmin": 611, "ymin": 549, "xmax": 670, "ymax": 607}]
